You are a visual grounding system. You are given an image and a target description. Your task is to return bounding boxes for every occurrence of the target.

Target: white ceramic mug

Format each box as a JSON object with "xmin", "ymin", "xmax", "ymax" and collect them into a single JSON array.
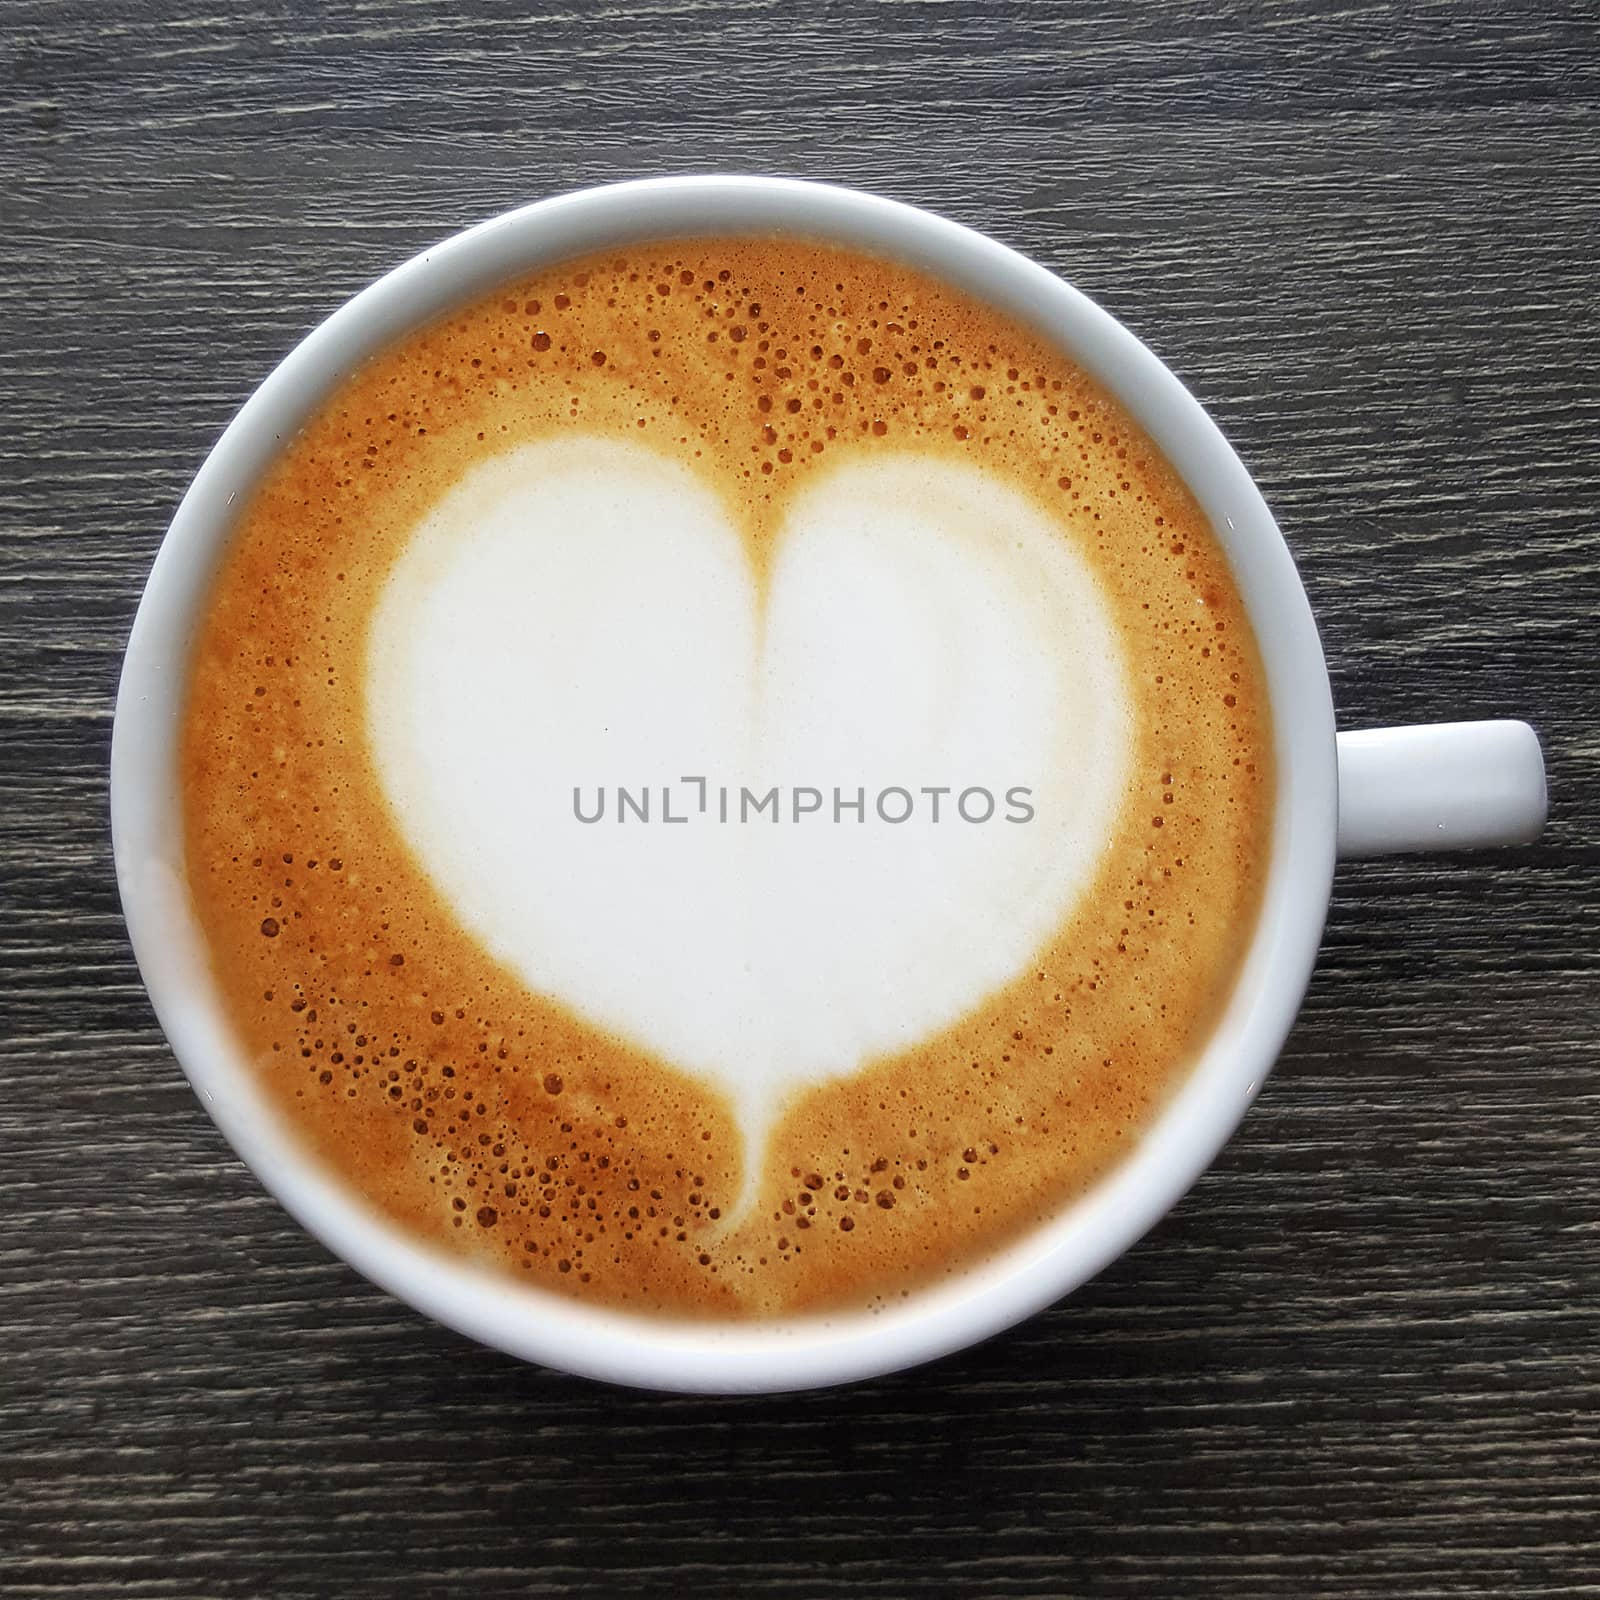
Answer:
[{"xmin": 112, "ymin": 177, "xmax": 1547, "ymax": 1393}]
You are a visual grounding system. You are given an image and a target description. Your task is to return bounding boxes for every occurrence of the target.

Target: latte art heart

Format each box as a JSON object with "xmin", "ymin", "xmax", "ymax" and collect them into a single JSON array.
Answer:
[{"xmin": 366, "ymin": 436, "xmax": 1132, "ymax": 1190}]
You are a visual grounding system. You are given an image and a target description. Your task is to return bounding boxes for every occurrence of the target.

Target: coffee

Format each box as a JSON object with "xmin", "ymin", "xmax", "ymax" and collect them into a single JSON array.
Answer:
[{"xmin": 181, "ymin": 237, "xmax": 1272, "ymax": 1318}]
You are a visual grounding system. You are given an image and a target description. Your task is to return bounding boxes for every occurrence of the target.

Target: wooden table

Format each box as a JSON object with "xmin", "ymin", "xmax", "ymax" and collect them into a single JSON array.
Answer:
[{"xmin": 4, "ymin": 2, "xmax": 1596, "ymax": 1593}]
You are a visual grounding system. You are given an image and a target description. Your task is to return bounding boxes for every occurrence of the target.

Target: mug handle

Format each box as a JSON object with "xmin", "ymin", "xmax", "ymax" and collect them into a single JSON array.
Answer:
[{"xmin": 1336, "ymin": 721, "xmax": 1547, "ymax": 857}]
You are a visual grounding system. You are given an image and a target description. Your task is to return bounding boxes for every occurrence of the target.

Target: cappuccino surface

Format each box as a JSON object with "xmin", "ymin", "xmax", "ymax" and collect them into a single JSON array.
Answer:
[{"xmin": 182, "ymin": 237, "xmax": 1272, "ymax": 1317}]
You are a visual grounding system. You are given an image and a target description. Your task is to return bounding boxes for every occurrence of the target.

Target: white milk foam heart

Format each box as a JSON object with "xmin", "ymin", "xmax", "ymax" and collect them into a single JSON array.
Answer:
[{"xmin": 367, "ymin": 437, "xmax": 1132, "ymax": 1205}]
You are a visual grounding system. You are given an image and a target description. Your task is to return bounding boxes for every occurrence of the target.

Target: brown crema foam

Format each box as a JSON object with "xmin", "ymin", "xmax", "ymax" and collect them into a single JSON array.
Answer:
[{"xmin": 181, "ymin": 237, "xmax": 1273, "ymax": 1318}]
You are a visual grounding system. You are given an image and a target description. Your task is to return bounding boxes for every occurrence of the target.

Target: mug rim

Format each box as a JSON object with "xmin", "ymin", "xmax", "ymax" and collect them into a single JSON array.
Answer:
[{"xmin": 111, "ymin": 175, "xmax": 1337, "ymax": 1393}]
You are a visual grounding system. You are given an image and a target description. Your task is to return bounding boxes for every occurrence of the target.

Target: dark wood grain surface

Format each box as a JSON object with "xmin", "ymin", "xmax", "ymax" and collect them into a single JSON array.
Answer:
[{"xmin": 4, "ymin": 1, "xmax": 1598, "ymax": 1594}]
